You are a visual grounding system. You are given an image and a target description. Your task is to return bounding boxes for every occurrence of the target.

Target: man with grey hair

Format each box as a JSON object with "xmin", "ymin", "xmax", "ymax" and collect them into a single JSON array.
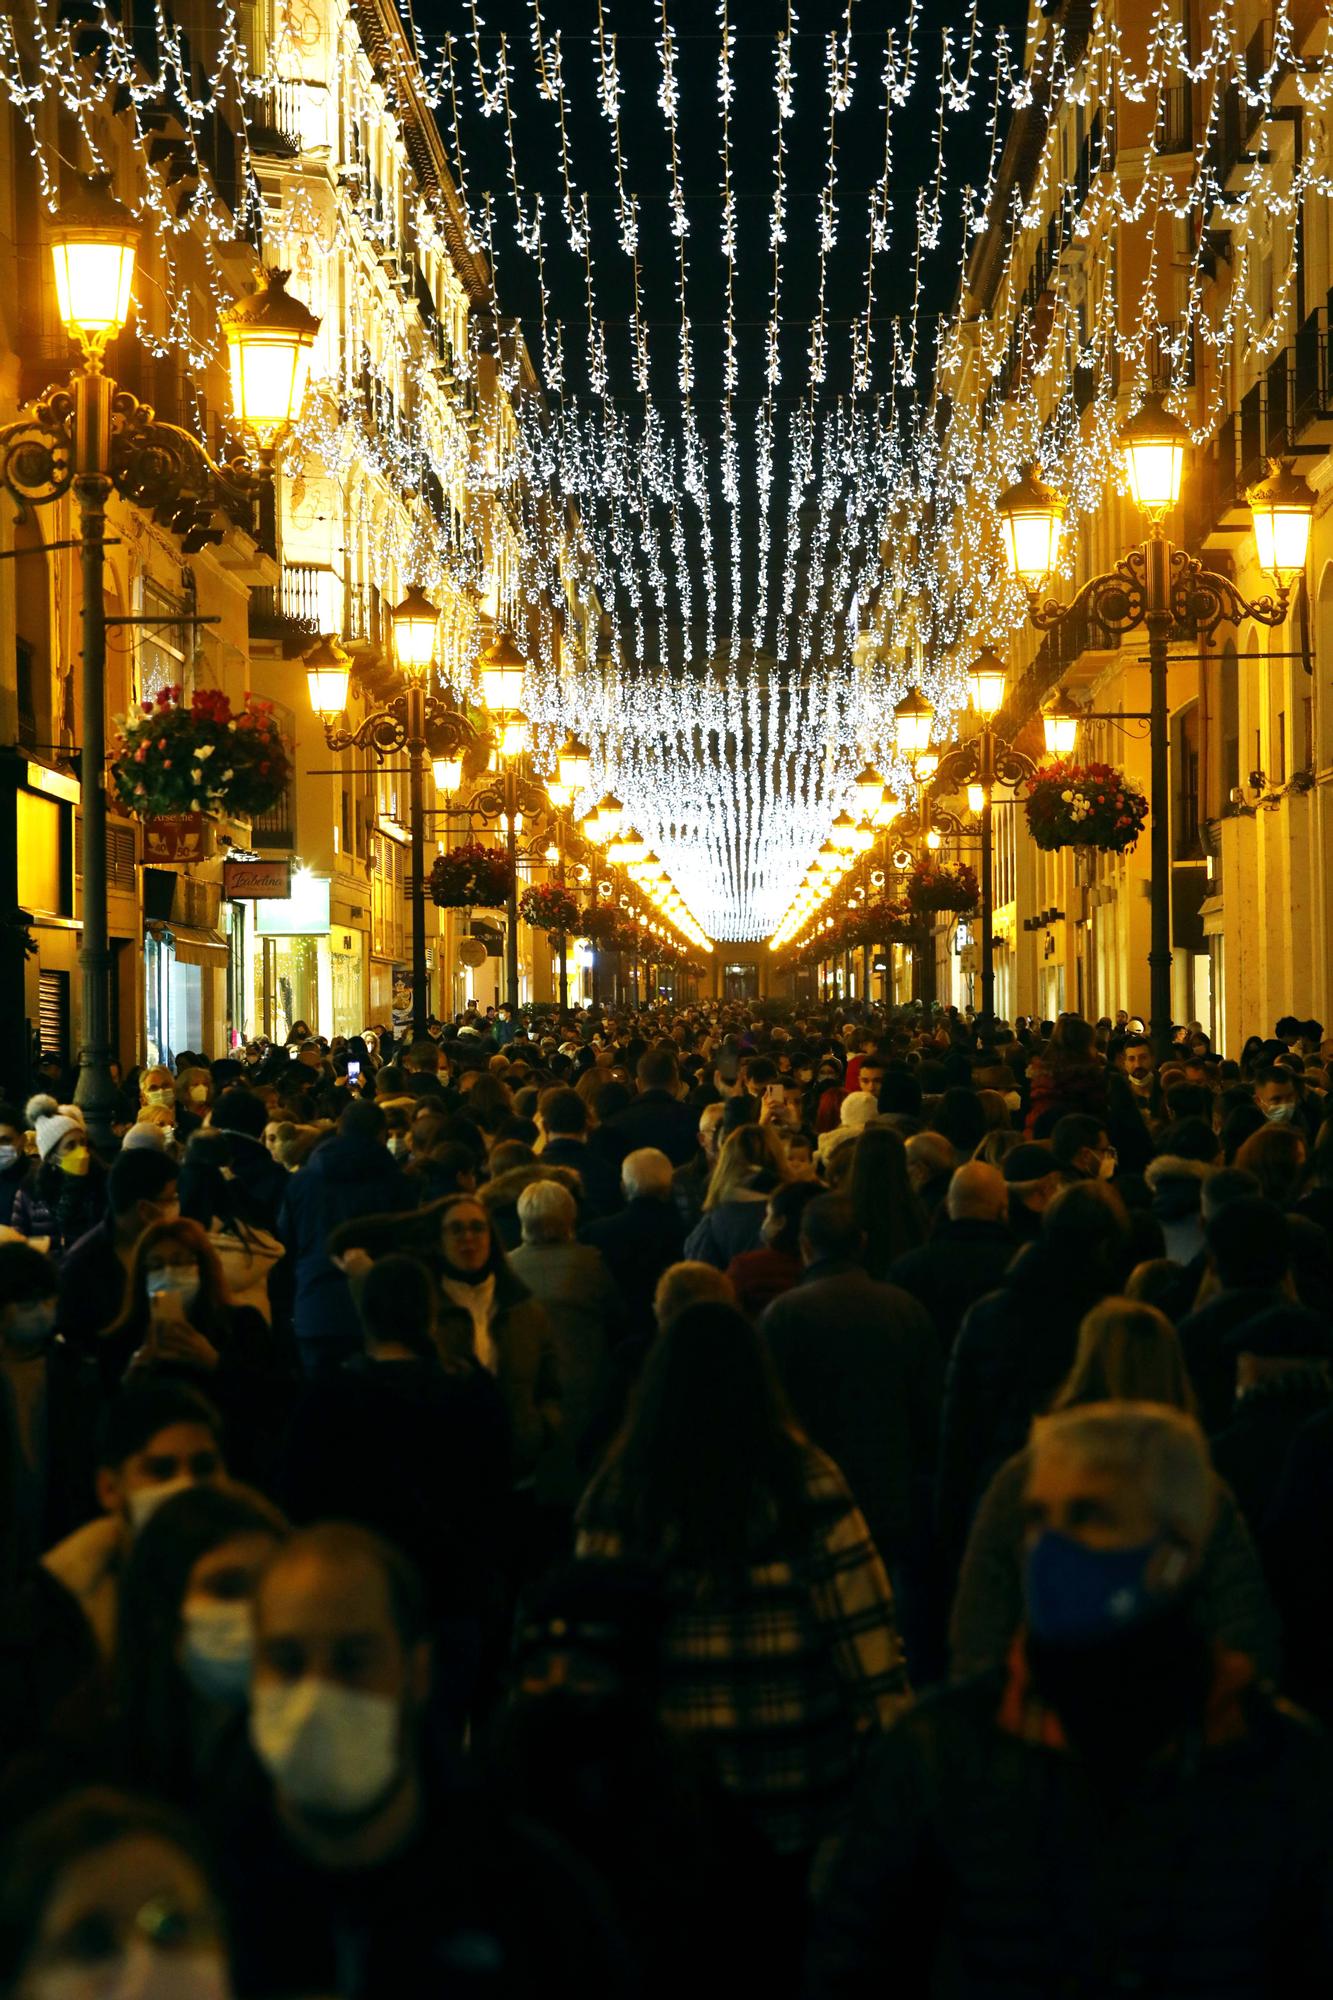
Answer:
[
  {"xmin": 810, "ymin": 1402, "xmax": 1333, "ymax": 1997},
  {"xmin": 509, "ymin": 1179, "xmax": 622, "ymax": 1480},
  {"xmin": 889, "ymin": 1161, "xmax": 1016, "ymax": 1355},
  {"xmin": 584, "ymin": 1146, "xmax": 686, "ymax": 1338}
]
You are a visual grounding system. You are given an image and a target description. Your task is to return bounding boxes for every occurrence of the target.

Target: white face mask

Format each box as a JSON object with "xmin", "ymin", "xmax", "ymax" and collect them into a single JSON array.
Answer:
[
  {"xmin": 180, "ymin": 1599, "xmax": 254, "ymax": 1705},
  {"xmin": 146, "ymin": 1088, "xmax": 175, "ymax": 1110},
  {"xmin": 1264, "ymin": 1101, "xmax": 1297, "ymax": 1123},
  {"xmin": 250, "ymin": 1679, "xmax": 400, "ymax": 1817},
  {"xmin": 126, "ymin": 1476, "xmax": 195, "ymax": 1533}
]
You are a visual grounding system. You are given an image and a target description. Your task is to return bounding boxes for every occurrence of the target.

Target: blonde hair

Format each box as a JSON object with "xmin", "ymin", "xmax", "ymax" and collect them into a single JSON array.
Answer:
[
  {"xmin": 702, "ymin": 1124, "xmax": 787, "ymax": 1212},
  {"xmin": 1053, "ymin": 1298, "xmax": 1197, "ymax": 1417}
]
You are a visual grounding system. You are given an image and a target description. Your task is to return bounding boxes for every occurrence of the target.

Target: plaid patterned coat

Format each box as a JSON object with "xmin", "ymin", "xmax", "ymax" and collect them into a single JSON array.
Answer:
[{"xmin": 576, "ymin": 1445, "xmax": 910, "ymax": 1855}]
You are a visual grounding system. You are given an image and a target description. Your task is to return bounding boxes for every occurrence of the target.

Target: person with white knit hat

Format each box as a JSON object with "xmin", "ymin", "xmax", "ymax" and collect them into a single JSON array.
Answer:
[{"xmin": 9, "ymin": 1096, "xmax": 103, "ymax": 1263}]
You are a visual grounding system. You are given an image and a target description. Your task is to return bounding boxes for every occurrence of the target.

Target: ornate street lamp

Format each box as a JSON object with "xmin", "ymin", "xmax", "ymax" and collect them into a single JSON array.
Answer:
[
  {"xmin": 557, "ymin": 734, "xmax": 592, "ymax": 792},
  {"xmin": 221, "ymin": 268, "xmax": 319, "ymax": 452},
  {"xmin": 479, "ymin": 630, "xmax": 528, "ymax": 716},
  {"xmin": 854, "ymin": 764, "xmax": 886, "ymax": 817},
  {"xmin": 893, "ymin": 687, "xmax": 935, "ymax": 755},
  {"xmin": 995, "ymin": 466, "xmax": 1067, "ymax": 590},
  {"xmin": 304, "ymin": 634, "xmax": 352, "ymax": 720},
  {"xmin": 1247, "ymin": 458, "xmax": 1316, "ymax": 587},
  {"xmin": 967, "ymin": 645, "xmax": 1008, "ymax": 719},
  {"xmin": 48, "ymin": 173, "xmax": 139, "ymax": 355},
  {"xmin": 1042, "ymin": 690, "xmax": 1082, "ymax": 759},
  {"xmin": 389, "ymin": 583, "xmax": 440, "ymax": 673}
]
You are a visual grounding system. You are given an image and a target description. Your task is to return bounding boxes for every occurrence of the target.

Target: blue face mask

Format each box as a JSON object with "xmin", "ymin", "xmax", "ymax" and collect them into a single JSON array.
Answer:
[
  {"xmin": 180, "ymin": 1599, "xmax": 253, "ymax": 1705},
  {"xmin": 1024, "ymin": 1530, "xmax": 1184, "ymax": 1645}
]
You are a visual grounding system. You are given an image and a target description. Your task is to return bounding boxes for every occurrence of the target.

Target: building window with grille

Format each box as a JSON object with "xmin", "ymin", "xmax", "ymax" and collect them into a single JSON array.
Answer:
[{"xmin": 136, "ymin": 579, "xmax": 192, "ymax": 706}]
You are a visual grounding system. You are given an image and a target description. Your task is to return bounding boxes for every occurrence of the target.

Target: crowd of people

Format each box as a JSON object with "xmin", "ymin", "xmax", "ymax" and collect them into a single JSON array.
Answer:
[{"xmin": 1, "ymin": 996, "xmax": 1332, "ymax": 1996}]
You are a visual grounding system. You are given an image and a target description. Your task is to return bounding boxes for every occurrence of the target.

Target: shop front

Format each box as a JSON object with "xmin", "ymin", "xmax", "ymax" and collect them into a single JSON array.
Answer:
[
  {"xmin": 143, "ymin": 870, "xmax": 229, "ymax": 1065},
  {"xmin": 236, "ymin": 871, "xmax": 368, "ymax": 1044}
]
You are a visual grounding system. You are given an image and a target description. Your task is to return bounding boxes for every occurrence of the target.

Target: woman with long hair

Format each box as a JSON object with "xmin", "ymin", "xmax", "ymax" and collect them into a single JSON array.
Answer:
[
  {"xmin": 113, "ymin": 1484, "xmax": 287, "ymax": 1805},
  {"xmin": 178, "ymin": 1131, "xmax": 286, "ymax": 1325},
  {"xmin": 104, "ymin": 1219, "xmax": 292, "ymax": 1485},
  {"xmin": 577, "ymin": 1301, "xmax": 908, "ymax": 1867},
  {"xmin": 682, "ymin": 1124, "xmax": 788, "ymax": 1269},
  {"xmin": 1024, "ymin": 1013, "xmax": 1107, "ymax": 1136},
  {"xmin": 948, "ymin": 1298, "xmax": 1276, "ymax": 1678},
  {"xmin": 847, "ymin": 1125, "xmax": 928, "ymax": 1279}
]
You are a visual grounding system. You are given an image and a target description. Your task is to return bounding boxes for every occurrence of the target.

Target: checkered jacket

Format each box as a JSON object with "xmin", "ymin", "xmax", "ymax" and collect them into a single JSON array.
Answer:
[{"xmin": 576, "ymin": 1445, "xmax": 910, "ymax": 1855}]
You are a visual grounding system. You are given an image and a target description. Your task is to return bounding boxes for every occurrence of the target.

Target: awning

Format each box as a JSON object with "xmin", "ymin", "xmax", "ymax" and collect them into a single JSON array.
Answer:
[{"xmin": 147, "ymin": 920, "xmax": 229, "ymax": 967}]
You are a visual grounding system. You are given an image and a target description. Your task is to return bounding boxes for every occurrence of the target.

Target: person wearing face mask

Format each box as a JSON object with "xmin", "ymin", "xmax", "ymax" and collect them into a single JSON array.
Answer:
[
  {"xmin": 55, "ymin": 1152, "xmax": 180, "ymax": 1357},
  {"xmin": 0, "ymin": 1788, "xmax": 237, "ymax": 2000},
  {"xmin": 210, "ymin": 1524, "xmax": 634, "ymax": 2000},
  {"xmin": 10, "ymin": 1101, "xmax": 104, "ymax": 1267},
  {"xmin": 41, "ymin": 1380, "xmax": 226, "ymax": 1660},
  {"xmin": 1252, "ymin": 1060, "xmax": 1319, "ymax": 1140},
  {"xmin": 110, "ymin": 1484, "xmax": 288, "ymax": 1807},
  {"xmin": 808, "ymin": 1405, "xmax": 1333, "ymax": 1999},
  {"xmin": 172, "ymin": 1070, "xmax": 213, "ymax": 1146},
  {"xmin": 102, "ymin": 1219, "xmax": 292, "ymax": 1491},
  {"xmin": 0, "ymin": 1102, "xmax": 31, "ymax": 1228}
]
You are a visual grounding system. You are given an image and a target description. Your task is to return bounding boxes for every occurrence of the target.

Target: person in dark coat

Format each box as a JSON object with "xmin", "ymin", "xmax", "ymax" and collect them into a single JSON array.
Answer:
[
  {"xmin": 1262, "ymin": 1403, "xmax": 1333, "ymax": 1723},
  {"xmin": 681, "ymin": 1124, "xmax": 785, "ymax": 1270},
  {"xmin": 56, "ymin": 1149, "xmax": 180, "ymax": 1354},
  {"xmin": 278, "ymin": 1100, "xmax": 416, "ymax": 1376},
  {"xmin": 761, "ymin": 1195, "xmax": 941, "ymax": 1569},
  {"xmin": 808, "ymin": 1404, "xmax": 1333, "ymax": 2000},
  {"xmin": 888, "ymin": 1162, "xmax": 1015, "ymax": 1356},
  {"xmin": 936, "ymin": 1181, "xmax": 1133, "ymax": 1579},
  {"xmin": 583, "ymin": 1149, "xmax": 687, "ymax": 1340},
  {"xmin": 1176, "ymin": 1198, "xmax": 1296, "ymax": 1435},
  {"xmin": 0, "ymin": 1103, "xmax": 28, "ymax": 1228},
  {"xmin": 0, "ymin": 1244, "xmax": 100, "ymax": 1584},
  {"xmin": 1209, "ymin": 1305, "xmax": 1333, "ymax": 1535},
  {"xmin": 534, "ymin": 1086, "xmax": 623, "ymax": 1221},
  {"xmin": 604, "ymin": 1048, "xmax": 700, "ymax": 1167},
  {"xmin": 210, "ymin": 1086, "xmax": 292, "ymax": 1232}
]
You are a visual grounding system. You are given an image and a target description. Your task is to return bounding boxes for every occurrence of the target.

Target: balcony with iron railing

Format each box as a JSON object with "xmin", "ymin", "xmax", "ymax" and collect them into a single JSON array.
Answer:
[{"xmin": 1292, "ymin": 290, "xmax": 1333, "ymax": 438}]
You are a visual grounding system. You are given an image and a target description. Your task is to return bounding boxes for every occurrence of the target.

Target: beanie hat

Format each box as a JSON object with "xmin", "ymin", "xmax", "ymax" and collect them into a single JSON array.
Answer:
[
  {"xmin": 25, "ymin": 1094, "xmax": 78, "ymax": 1162},
  {"xmin": 121, "ymin": 1122, "xmax": 168, "ymax": 1153}
]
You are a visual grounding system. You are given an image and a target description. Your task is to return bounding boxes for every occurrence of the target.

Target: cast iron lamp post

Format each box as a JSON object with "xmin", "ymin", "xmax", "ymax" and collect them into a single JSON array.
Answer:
[
  {"xmin": 0, "ymin": 174, "xmax": 317, "ymax": 1149},
  {"xmin": 308, "ymin": 590, "xmax": 477, "ymax": 1039},
  {"xmin": 998, "ymin": 399, "xmax": 1314, "ymax": 1065}
]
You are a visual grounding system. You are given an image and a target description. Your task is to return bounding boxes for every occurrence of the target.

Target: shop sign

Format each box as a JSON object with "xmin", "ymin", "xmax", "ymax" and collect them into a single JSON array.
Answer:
[
  {"xmin": 143, "ymin": 814, "xmax": 209, "ymax": 863},
  {"xmin": 223, "ymin": 858, "xmax": 293, "ymax": 900}
]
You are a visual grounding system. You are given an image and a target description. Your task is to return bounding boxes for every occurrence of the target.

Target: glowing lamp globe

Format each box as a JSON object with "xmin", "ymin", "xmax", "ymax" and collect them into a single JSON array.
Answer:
[
  {"xmin": 390, "ymin": 584, "xmax": 439, "ymax": 673},
  {"xmin": 500, "ymin": 714, "xmax": 529, "ymax": 759},
  {"xmin": 996, "ymin": 467, "xmax": 1066, "ymax": 587},
  {"xmin": 222, "ymin": 268, "xmax": 320, "ymax": 442},
  {"xmin": 50, "ymin": 174, "xmax": 140, "ymax": 354},
  {"xmin": 304, "ymin": 634, "xmax": 351, "ymax": 719},
  {"xmin": 967, "ymin": 782, "xmax": 988, "ymax": 815},
  {"xmin": 432, "ymin": 755, "xmax": 463, "ymax": 794},
  {"xmin": 478, "ymin": 632, "xmax": 528, "ymax": 714},
  {"xmin": 967, "ymin": 646, "xmax": 1007, "ymax": 718},
  {"xmin": 925, "ymin": 828, "xmax": 943, "ymax": 851},
  {"xmin": 1247, "ymin": 459, "xmax": 1315, "ymax": 587},
  {"xmin": 1120, "ymin": 392, "xmax": 1188, "ymax": 520},
  {"xmin": 914, "ymin": 750, "xmax": 939, "ymax": 784},
  {"xmin": 893, "ymin": 688, "xmax": 935, "ymax": 755},
  {"xmin": 1042, "ymin": 691, "xmax": 1082, "ymax": 758},
  {"xmin": 545, "ymin": 779, "xmax": 572, "ymax": 810},
  {"xmin": 557, "ymin": 735, "xmax": 592, "ymax": 792},
  {"xmin": 594, "ymin": 794, "xmax": 624, "ymax": 842},
  {"xmin": 853, "ymin": 764, "xmax": 885, "ymax": 816},
  {"xmin": 830, "ymin": 812, "xmax": 860, "ymax": 852}
]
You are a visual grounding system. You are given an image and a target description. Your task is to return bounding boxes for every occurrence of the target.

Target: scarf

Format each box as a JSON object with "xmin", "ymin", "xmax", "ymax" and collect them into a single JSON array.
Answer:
[{"xmin": 440, "ymin": 1272, "xmax": 498, "ymax": 1374}]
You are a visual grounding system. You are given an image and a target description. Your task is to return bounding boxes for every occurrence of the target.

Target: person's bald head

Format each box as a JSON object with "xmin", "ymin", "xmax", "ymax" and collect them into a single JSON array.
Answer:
[{"xmin": 946, "ymin": 1160, "xmax": 1010, "ymax": 1225}]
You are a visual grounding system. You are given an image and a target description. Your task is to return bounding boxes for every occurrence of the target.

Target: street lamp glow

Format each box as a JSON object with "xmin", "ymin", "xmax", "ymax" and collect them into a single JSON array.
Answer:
[
  {"xmin": 557, "ymin": 735, "xmax": 592, "ymax": 792},
  {"xmin": 390, "ymin": 584, "xmax": 438, "ymax": 673},
  {"xmin": 1042, "ymin": 690, "xmax": 1082, "ymax": 758},
  {"xmin": 893, "ymin": 688, "xmax": 935, "ymax": 755},
  {"xmin": 545, "ymin": 779, "xmax": 572, "ymax": 810},
  {"xmin": 432, "ymin": 755, "xmax": 463, "ymax": 794},
  {"xmin": 1120, "ymin": 391, "xmax": 1188, "ymax": 521},
  {"xmin": 872, "ymin": 793, "xmax": 900, "ymax": 827},
  {"xmin": 967, "ymin": 781, "xmax": 988, "ymax": 814},
  {"xmin": 304, "ymin": 633, "xmax": 351, "ymax": 719},
  {"xmin": 500, "ymin": 713, "xmax": 529, "ymax": 759},
  {"xmin": 850, "ymin": 820, "xmax": 876, "ymax": 853},
  {"xmin": 830, "ymin": 812, "xmax": 860, "ymax": 852},
  {"xmin": 222, "ymin": 268, "xmax": 320, "ymax": 442},
  {"xmin": 967, "ymin": 646, "xmax": 1007, "ymax": 717},
  {"xmin": 996, "ymin": 466, "xmax": 1066, "ymax": 587},
  {"xmin": 478, "ymin": 631, "xmax": 528, "ymax": 714},
  {"xmin": 608, "ymin": 828, "xmax": 648, "ymax": 864},
  {"xmin": 50, "ymin": 174, "xmax": 140, "ymax": 356},
  {"xmin": 594, "ymin": 794, "xmax": 624, "ymax": 841},
  {"xmin": 1247, "ymin": 458, "xmax": 1316, "ymax": 587},
  {"xmin": 914, "ymin": 750, "xmax": 939, "ymax": 784},
  {"xmin": 854, "ymin": 764, "xmax": 886, "ymax": 816},
  {"xmin": 925, "ymin": 827, "xmax": 943, "ymax": 851}
]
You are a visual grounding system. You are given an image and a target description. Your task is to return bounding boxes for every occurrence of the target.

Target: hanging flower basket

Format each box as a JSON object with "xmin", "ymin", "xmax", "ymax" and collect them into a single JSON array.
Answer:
[
  {"xmin": 518, "ymin": 883, "xmax": 580, "ymax": 935},
  {"xmin": 110, "ymin": 686, "xmax": 291, "ymax": 821},
  {"xmin": 579, "ymin": 904, "xmax": 630, "ymax": 949},
  {"xmin": 906, "ymin": 858, "xmax": 979, "ymax": 916},
  {"xmin": 430, "ymin": 841, "xmax": 514, "ymax": 909},
  {"xmin": 1024, "ymin": 759, "xmax": 1149, "ymax": 853}
]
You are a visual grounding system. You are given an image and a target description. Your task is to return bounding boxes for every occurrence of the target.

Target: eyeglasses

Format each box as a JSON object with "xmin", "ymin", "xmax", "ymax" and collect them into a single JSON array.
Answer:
[{"xmin": 443, "ymin": 1220, "xmax": 488, "ymax": 1237}]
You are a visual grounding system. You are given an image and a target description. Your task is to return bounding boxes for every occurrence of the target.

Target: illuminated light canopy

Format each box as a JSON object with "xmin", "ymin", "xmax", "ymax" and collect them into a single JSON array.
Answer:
[
  {"xmin": 478, "ymin": 631, "xmax": 528, "ymax": 715},
  {"xmin": 304, "ymin": 633, "xmax": 351, "ymax": 719},
  {"xmin": 1247, "ymin": 458, "xmax": 1316, "ymax": 587},
  {"xmin": 221, "ymin": 267, "xmax": 319, "ymax": 443},
  {"xmin": 1042, "ymin": 690, "xmax": 1082, "ymax": 759},
  {"xmin": 996, "ymin": 467, "xmax": 1066, "ymax": 588},
  {"xmin": 893, "ymin": 688, "xmax": 935, "ymax": 755},
  {"xmin": 1120, "ymin": 391, "xmax": 1188, "ymax": 521},
  {"xmin": 389, "ymin": 584, "xmax": 439, "ymax": 672},
  {"xmin": 967, "ymin": 646, "xmax": 1007, "ymax": 718},
  {"xmin": 50, "ymin": 173, "xmax": 139, "ymax": 355}
]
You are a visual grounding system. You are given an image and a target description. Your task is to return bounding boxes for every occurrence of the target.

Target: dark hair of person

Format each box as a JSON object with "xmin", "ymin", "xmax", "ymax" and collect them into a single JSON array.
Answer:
[
  {"xmin": 106, "ymin": 1218, "xmax": 236, "ymax": 1351},
  {"xmin": 460, "ymin": 1074, "xmax": 514, "ymax": 1135},
  {"xmin": 0, "ymin": 1103, "xmax": 24, "ymax": 1132},
  {"xmin": 261, "ymin": 1523, "xmax": 428, "ymax": 1649},
  {"xmin": 1039, "ymin": 1180, "xmax": 1133, "ymax": 1280},
  {"xmin": 1233, "ymin": 1124, "xmax": 1309, "ymax": 1207},
  {"xmin": 847, "ymin": 1125, "xmax": 927, "ymax": 1274},
  {"xmin": 0, "ymin": 1788, "xmax": 226, "ymax": 1989},
  {"xmin": 799, "ymin": 1192, "xmax": 864, "ymax": 1264},
  {"xmin": 0, "ymin": 1241, "xmax": 58, "ymax": 1307},
  {"xmin": 94, "ymin": 1379, "xmax": 222, "ymax": 1471},
  {"xmin": 1206, "ymin": 1196, "xmax": 1289, "ymax": 1291},
  {"xmin": 930, "ymin": 1087, "xmax": 987, "ymax": 1156},
  {"xmin": 338, "ymin": 1098, "xmax": 387, "ymax": 1142},
  {"xmin": 356, "ymin": 1253, "xmax": 440, "ymax": 1361},
  {"xmin": 1046, "ymin": 1015, "xmax": 1098, "ymax": 1064},
  {"xmin": 1153, "ymin": 1116, "xmax": 1218, "ymax": 1165},
  {"xmin": 594, "ymin": 1302, "xmax": 808, "ymax": 1574},
  {"xmin": 762, "ymin": 1179, "xmax": 823, "ymax": 1257},
  {"xmin": 538, "ymin": 1086, "xmax": 587, "ymax": 1137},
  {"xmin": 115, "ymin": 1484, "xmax": 287, "ymax": 1795},
  {"xmin": 106, "ymin": 1149, "xmax": 179, "ymax": 1218},
  {"xmin": 177, "ymin": 1132, "xmax": 275, "ymax": 1241},
  {"xmin": 210, "ymin": 1086, "xmax": 268, "ymax": 1139},
  {"xmin": 637, "ymin": 1047, "xmax": 680, "ymax": 1092}
]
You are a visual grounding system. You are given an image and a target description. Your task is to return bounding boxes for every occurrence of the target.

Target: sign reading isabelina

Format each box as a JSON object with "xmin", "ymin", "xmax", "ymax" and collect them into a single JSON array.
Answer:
[{"xmin": 223, "ymin": 858, "xmax": 293, "ymax": 900}]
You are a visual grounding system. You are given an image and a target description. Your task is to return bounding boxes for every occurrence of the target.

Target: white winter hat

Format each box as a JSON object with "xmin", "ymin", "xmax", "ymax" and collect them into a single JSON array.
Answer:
[
  {"xmin": 25, "ymin": 1094, "xmax": 79, "ymax": 1161},
  {"xmin": 839, "ymin": 1091, "xmax": 881, "ymax": 1133}
]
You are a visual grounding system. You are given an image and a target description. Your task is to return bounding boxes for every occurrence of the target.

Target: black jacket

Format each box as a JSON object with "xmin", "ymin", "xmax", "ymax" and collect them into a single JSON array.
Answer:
[
  {"xmin": 888, "ymin": 1218, "xmax": 1016, "ymax": 1356},
  {"xmin": 807, "ymin": 1667, "xmax": 1333, "ymax": 1999},
  {"xmin": 584, "ymin": 1197, "xmax": 686, "ymax": 1339},
  {"xmin": 605, "ymin": 1089, "xmax": 700, "ymax": 1168},
  {"xmin": 1210, "ymin": 1372, "xmax": 1333, "ymax": 1536},
  {"xmin": 537, "ymin": 1137, "xmax": 623, "ymax": 1221},
  {"xmin": 1177, "ymin": 1287, "xmax": 1288, "ymax": 1437},
  {"xmin": 1262, "ymin": 1407, "xmax": 1333, "ymax": 1722},
  {"xmin": 761, "ymin": 1261, "xmax": 941, "ymax": 1561},
  {"xmin": 280, "ymin": 1137, "xmax": 416, "ymax": 1347}
]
